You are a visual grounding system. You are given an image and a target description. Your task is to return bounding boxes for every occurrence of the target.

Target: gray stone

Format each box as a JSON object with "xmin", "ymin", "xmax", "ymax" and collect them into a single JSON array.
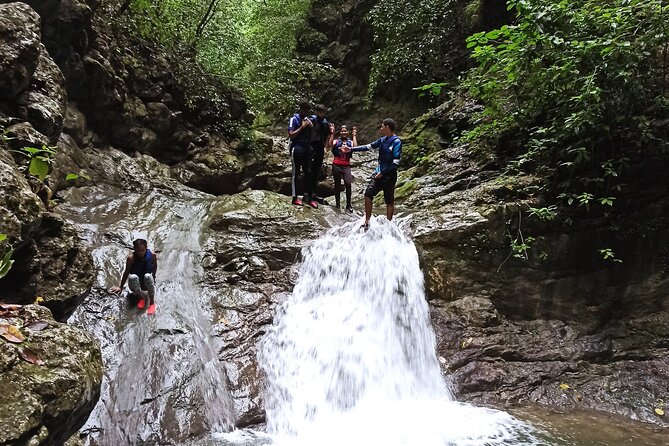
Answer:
[
  {"xmin": 0, "ymin": 3, "xmax": 41, "ymax": 98},
  {"xmin": 0, "ymin": 304, "xmax": 102, "ymax": 445}
]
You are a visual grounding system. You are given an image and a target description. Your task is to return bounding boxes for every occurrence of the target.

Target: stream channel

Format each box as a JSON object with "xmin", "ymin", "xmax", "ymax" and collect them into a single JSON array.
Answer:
[{"xmin": 59, "ymin": 184, "xmax": 665, "ymax": 446}]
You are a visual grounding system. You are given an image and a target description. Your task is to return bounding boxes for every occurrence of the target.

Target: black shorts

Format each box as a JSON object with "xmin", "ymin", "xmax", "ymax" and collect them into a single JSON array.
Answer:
[{"xmin": 364, "ymin": 170, "xmax": 397, "ymax": 204}]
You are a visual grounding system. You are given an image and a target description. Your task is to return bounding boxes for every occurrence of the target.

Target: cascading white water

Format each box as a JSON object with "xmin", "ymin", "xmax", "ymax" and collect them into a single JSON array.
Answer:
[
  {"xmin": 256, "ymin": 218, "xmax": 546, "ymax": 446},
  {"xmin": 65, "ymin": 191, "xmax": 236, "ymax": 445}
]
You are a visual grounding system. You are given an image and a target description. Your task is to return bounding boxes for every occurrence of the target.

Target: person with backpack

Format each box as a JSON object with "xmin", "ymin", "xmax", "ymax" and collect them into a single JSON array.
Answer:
[
  {"xmin": 110, "ymin": 235, "xmax": 158, "ymax": 315},
  {"xmin": 309, "ymin": 104, "xmax": 332, "ymax": 204},
  {"xmin": 288, "ymin": 100, "xmax": 317, "ymax": 208},
  {"xmin": 348, "ymin": 118, "xmax": 402, "ymax": 229},
  {"xmin": 327, "ymin": 123, "xmax": 358, "ymax": 212}
]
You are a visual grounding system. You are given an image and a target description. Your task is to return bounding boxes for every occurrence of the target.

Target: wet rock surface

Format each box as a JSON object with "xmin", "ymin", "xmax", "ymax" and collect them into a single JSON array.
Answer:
[
  {"xmin": 398, "ymin": 98, "xmax": 669, "ymax": 428},
  {"xmin": 203, "ymin": 189, "xmax": 355, "ymax": 427},
  {"xmin": 0, "ymin": 304, "xmax": 102, "ymax": 445}
]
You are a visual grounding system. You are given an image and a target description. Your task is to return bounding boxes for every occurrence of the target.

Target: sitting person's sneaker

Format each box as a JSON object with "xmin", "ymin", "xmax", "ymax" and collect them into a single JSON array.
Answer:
[
  {"xmin": 292, "ymin": 197, "xmax": 303, "ymax": 206},
  {"xmin": 308, "ymin": 200, "xmax": 319, "ymax": 209},
  {"xmin": 137, "ymin": 298, "xmax": 146, "ymax": 309},
  {"xmin": 147, "ymin": 304, "xmax": 157, "ymax": 315}
]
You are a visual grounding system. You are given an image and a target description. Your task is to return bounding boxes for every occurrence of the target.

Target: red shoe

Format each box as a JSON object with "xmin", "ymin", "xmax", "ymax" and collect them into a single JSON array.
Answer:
[
  {"xmin": 308, "ymin": 200, "xmax": 318, "ymax": 209},
  {"xmin": 137, "ymin": 298, "xmax": 146, "ymax": 309},
  {"xmin": 292, "ymin": 198, "xmax": 303, "ymax": 206},
  {"xmin": 147, "ymin": 304, "xmax": 156, "ymax": 315}
]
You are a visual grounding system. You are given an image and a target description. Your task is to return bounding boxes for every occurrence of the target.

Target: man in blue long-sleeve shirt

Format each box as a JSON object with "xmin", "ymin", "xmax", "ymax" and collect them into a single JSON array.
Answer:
[{"xmin": 348, "ymin": 118, "xmax": 402, "ymax": 228}]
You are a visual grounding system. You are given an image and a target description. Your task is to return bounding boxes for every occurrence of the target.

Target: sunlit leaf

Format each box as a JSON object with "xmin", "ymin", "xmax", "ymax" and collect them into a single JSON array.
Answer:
[{"xmin": 0, "ymin": 323, "xmax": 25, "ymax": 343}]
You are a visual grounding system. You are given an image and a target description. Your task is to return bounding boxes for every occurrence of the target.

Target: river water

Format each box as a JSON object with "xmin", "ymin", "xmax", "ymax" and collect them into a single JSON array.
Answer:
[{"xmin": 61, "ymin": 186, "xmax": 665, "ymax": 446}]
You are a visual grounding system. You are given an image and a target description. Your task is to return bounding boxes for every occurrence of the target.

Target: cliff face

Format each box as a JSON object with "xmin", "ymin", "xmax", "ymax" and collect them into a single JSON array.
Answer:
[{"xmin": 398, "ymin": 96, "xmax": 669, "ymax": 427}]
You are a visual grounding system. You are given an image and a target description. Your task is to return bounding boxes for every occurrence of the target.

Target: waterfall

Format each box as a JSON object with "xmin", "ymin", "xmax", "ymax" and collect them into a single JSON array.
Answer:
[
  {"xmin": 256, "ymin": 218, "xmax": 544, "ymax": 446},
  {"xmin": 65, "ymin": 190, "xmax": 235, "ymax": 445}
]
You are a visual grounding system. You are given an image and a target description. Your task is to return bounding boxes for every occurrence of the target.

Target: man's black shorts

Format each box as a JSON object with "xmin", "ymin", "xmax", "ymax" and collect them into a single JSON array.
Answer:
[{"xmin": 364, "ymin": 170, "xmax": 397, "ymax": 204}]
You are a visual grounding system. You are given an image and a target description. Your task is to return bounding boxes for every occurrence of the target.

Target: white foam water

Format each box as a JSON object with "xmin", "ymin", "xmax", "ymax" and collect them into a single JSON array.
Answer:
[{"xmin": 244, "ymin": 217, "xmax": 548, "ymax": 446}]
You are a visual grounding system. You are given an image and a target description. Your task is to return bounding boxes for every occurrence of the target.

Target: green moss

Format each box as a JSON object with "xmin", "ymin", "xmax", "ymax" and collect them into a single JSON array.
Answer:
[{"xmin": 394, "ymin": 179, "xmax": 418, "ymax": 201}]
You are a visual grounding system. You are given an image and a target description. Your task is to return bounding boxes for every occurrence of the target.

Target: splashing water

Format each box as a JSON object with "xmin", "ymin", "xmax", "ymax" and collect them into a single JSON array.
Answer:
[
  {"xmin": 65, "ymin": 190, "xmax": 235, "ymax": 445},
  {"xmin": 254, "ymin": 218, "xmax": 548, "ymax": 446}
]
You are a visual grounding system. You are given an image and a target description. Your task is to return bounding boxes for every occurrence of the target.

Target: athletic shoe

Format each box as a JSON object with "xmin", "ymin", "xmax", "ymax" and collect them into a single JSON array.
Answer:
[
  {"xmin": 346, "ymin": 205, "xmax": 353, "ymax": 213},
  {"xmin": 363, "ymin": 221, "xmax": 369, "ymax": 231},
  {"xmin": 292, "ymin": 198, "xmax": 303, "ymax": 206},
  {"xmin": 147, "ymin": 304, "xmax": 156, "ymax": 315},
  {"xmin": 308, "ymin": 200, "xmax": 319, "ymax": 209},
  {"xmin": 137, "ymin": 298, "xmax": 146, "ymax": 309}
]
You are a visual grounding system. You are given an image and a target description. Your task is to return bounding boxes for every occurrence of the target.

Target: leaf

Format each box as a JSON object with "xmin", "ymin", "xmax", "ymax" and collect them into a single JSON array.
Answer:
[
  {"xmin": 34, "ymin": 296, "xmax": 44, "ymax": 305},
  {"xmin": 0, "ymin": 249, "xmax": 14, "ymax": 279},
  {"xmin": 28, "ymin": 157, "xmax": 49, "ymax": 182},
  {"xmin": 0, "ymin": 234, "xmax": 6, "ymax": 242},
  {"xmin": 559, "ymin": 383, "xmax": 571, "ymax": 390},
  {"xmin": 66, "ymin": 173, "xmax": 79, "ymax": 181},
  {"xmin": 19, "ymin": 347, "xmax": 43, "ymax": 365},
  {"xmin": 0, "ymin": 323, "xmax": 25, "ymax": 343},
  {"xmin": 27, "ymin": 320, "xmax": 48, "ymax": 331},
  {"xmin": 655, "ymin": 408, "xmax": 665, "ymax": 416}
]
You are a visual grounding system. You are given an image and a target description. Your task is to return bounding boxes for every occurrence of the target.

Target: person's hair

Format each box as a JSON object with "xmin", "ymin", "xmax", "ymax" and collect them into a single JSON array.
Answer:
[
  {"xmin": 339, "ymin": 125, "xmax": 349, "ymax": 132},
  {"xmin": 382, "ymin": 118, "xmax": 396, "ymax": 132},
  {"xmin": 298, "ymin": 99, "xmax": 311, "ymax": 112},
  {"xmin": 133, "ymin": 239, "xmax": 147, "ymax": 249},
  {"xmin": 315, "ymin": 104, "xmax": 327, "ymax": 112}
]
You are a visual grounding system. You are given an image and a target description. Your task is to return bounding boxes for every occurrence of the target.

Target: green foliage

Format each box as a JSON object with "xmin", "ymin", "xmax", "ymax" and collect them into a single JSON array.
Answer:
[
  {"xmin": 118, "ymin": 0, "xmax": 318, "ymax": 117},
  {"xmin": 413, "ymin": 82, "xmax": 450, "ymax": 99},
  {"xmin": 0, "ymin": 234, "xmax": 14, "ymax": 280},
  {"xmin": 13, "ymin": 145, "xmax": 57, "ymax": 183},
  {"xmin": 464, "ymin": 0, "xmax": 669, "ymax": 213},
  {"xmin": 464, "ymin": 0, "xmax": 668, "ymax": 265},
  {"xmin": 66, "ymin": 172, "xmax": 91, "ymax": 183},
  {"xmin": 367, "ymin": 0, "xmax": 468, "ymax": 98},
  {"xmin": 599, "ymin": 248, "xmax": 623, "ymax": 263}
]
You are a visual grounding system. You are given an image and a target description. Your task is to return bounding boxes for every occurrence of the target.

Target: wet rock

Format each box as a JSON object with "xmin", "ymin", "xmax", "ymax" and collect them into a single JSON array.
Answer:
[
  {"xmin": 0, "ymin": 3, "xmax": 41, "ymax": 98},
  {"xmin": 0, "ymin": 150, "xmax": 43, "ymax": 241},
  {"xmin": 0, "ymin": 304, "xmax": 102, "ymax": 445},
  {"xmin": 172, "ymin": 136, "xmax": 292, "ymax": 196},
  {"xmin": 63, "ymin": 102, "xmax": 87, "ymax": 146},
  {"xmin": 19, "ymin": 45, "xmax": 68, "ymax": 142},
  {"xmin": 203, "ymin": 189, "xmax": 353, "ymax": 425}
]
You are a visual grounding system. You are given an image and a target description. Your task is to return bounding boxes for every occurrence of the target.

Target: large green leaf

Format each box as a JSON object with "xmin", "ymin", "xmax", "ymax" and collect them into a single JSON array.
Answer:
[{"xmin": 28, "ymin": 157, "xmax": 49, "ymax": 182}]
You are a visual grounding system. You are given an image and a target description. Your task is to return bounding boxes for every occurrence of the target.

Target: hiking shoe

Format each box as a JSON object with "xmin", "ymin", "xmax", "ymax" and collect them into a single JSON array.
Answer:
[
  {"xmin": 147, "ymin": 304, "xmax": 156, "ymax": 315},
  {"xmin": 308, "ymin": 200, "xmax": 319, "ymax": 209},
  {"xmin": 346, "ymin": 205, "xmax": 353, "ymax": 213},
  {"xmin": 292, "ymin": 198, "xmax": 303, "ymax": 206},
  {"xmin": 362, "ymin": 222, "xmax": 369, "ymax": 231},
  {"xmin": 137, "ymin": 298, "xmax": 146, "ymax": 309}
]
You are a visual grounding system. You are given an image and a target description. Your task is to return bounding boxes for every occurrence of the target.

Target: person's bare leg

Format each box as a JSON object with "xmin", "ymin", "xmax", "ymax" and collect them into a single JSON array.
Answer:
[
  {"xmin": 386, "ymin": 202, "xmax": 394, "ymax": 221},
  {"xmin": 365, "ymin": 197, "xmax": 373, "ymax": 225}
]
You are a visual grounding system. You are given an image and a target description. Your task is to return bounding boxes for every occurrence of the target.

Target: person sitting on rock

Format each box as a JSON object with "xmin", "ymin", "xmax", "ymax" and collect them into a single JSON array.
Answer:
[
  {"xmin": 349, "ymin": 118, "xmax": 402, "ymax": 229},
  {"xmin": 327, "ymin": 123, "xmax": 358, "ymax": 212},
  {"xmin": 110, "ymin": 235, "xmax": 158, "ymax": 315}
]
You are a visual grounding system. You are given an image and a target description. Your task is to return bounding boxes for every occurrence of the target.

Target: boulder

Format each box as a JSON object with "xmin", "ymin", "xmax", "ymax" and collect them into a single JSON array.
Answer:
[
  {"xmin": 0, "ymin": 304, "xmax": 102, "ymax": 445},
  {"xmin": 0, "ymin": 3, "xmax": 41, "ymax": 99}
]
